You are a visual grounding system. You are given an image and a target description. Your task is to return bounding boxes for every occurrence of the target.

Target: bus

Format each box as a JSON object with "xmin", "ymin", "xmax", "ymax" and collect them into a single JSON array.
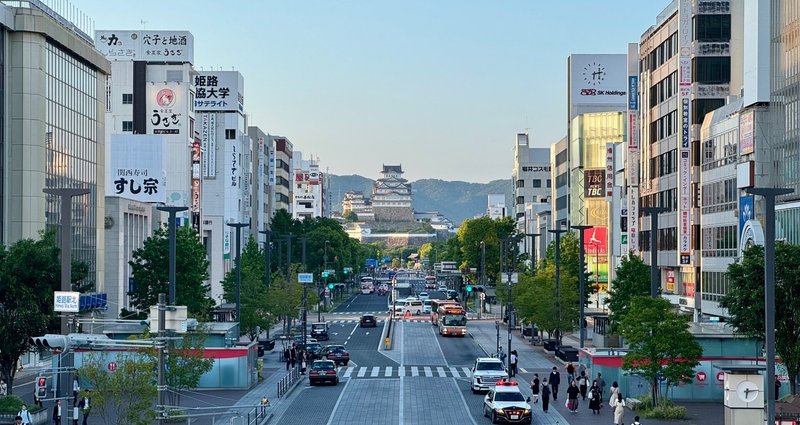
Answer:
[
  {"xmin": 360, "ymin": 276, "xmax": 374, "ymax": 294},
  {"xmin": 430, "ymin": 299, "xmax": 460, "ymax": 325},
  {"xmin": 437, "ymin": 304, "xmax": 467, "ymax": 336}
]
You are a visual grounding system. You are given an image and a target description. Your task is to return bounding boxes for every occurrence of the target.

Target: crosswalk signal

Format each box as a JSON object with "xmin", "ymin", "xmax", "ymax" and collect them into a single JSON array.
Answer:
[
  {"xmin": 328, "ymin": 283, "xmax": 334, "ymax": 289},
  {"xmin": 36, "ymin": 375, "xmax": 47, "ymax": 399},
  {"xmin": 466, "ymin": 285, "xmax": 473, "ymax": 292}
]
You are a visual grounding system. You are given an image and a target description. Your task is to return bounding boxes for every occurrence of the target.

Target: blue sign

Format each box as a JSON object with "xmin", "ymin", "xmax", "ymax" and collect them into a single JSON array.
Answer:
[
  {"xmin": 382, "ymin": 256, "xmax": 391, "ymax": 263},
  {"xmin": 739, "ymin": 195, "xmax": 754, "ymax": 238},
  {"xmin": 79, "ymin": 292, "xmax": 108, "ymax": 312},
  {"xmin": 365, "ymin": 258, "xmax": 378, "ymax": 268},
  {"xmin": 628, "ymin": 76, "xmax": 638, "ymax": 110}
]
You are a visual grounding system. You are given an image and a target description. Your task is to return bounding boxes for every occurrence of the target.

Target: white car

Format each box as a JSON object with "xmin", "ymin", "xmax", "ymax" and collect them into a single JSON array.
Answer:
[
  {"xmin": 471, "ymin": 357, "xmax": 509, "ymax": 393},
  {"xmin": 418, "ymin": 291, "xmax": 429, "ymax": 300},
  {"xmin": 422, "ymin": 300, "xmax": 432, "ymax": 314},
  {"xmin": 482, "ymin": 380, "xmax": 532, "ymax": 424},
  {"xmin": 438, "ymin": 285, "xmax": 448, "ymax": 292}
]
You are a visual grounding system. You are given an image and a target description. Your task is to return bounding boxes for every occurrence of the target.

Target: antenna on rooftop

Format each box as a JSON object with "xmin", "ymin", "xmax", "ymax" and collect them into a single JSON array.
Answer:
[{"xmin": 141, "ymin": 20, "xmax": 148, "ymax": 30}]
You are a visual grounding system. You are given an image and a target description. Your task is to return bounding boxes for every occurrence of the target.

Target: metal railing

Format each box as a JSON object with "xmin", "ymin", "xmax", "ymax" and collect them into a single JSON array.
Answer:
[{"xmin": 276, "ymin": 366, "xmax": 300, "ymax": 398}]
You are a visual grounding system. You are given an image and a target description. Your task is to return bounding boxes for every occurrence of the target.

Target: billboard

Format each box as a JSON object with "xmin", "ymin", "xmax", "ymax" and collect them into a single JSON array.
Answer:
[
  {"xmin": 146, "ymin": 82, "xmax": 188, "ymax": 136},
  {"xmin": 106, "ymin": 134, "xmax": 166, "ymax": 203},
  {"xmin": 678, "ymin": 0, "xmax": 693, "ymax": 265},
  {"xmin": 194, "ymin": 71, "xmax": 244, "ymax": 112},
  {"xmin": 584, "ymin": 169, "xmax": 605, "ymax": 198},
  {"xmin": 584, "ymin": 227, "xmax": 608, "ymax": 255},
  {"xmin": 569, "ymin": 54, "xmax": 627, "ymax": 108},
  {"xmin": 739, "ymin": 110, "xmax": 754, "ymax": 155},
  {"xmin": 201, "ymin": 113, "xmax": 217, "ymax": 177},
  {"xmin": 627, "ymin": 43, "xmax": 640, "ymax": 255},
  {"xmin": 605, "ymin": 143, "xmax": 615, "ymax": 200},
  {"xmin": 94, "ymin": 30, "xmax": 194, "ymax": 64}
]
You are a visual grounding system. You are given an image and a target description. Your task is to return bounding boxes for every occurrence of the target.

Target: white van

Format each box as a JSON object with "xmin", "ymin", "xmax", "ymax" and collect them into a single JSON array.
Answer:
[{"xmin": 401, "ymin": 299, "xmax": 424, "ymax": 316}]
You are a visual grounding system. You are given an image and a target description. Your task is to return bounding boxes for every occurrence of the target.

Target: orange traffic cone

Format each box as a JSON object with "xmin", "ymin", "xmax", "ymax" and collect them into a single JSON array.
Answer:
[{"xmin": 403, "ymin": 310, "xmax": 411, "ymax": 319}]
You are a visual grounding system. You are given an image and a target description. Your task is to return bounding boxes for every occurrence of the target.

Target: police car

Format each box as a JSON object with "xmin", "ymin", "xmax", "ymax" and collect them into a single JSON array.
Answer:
[
  {"xmin": 471, "ymin": 357, "xmax": 509, "ymax": 393},
  {"xmin": 482, "ymin": 379, "xmax": 532, "ymax": 424}
]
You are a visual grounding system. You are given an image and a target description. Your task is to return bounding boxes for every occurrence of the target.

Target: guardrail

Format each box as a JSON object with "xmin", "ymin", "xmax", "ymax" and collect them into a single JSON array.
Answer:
[{"xmin": 276, "ymin": 366, "xmax": 301, "ymax": 398}]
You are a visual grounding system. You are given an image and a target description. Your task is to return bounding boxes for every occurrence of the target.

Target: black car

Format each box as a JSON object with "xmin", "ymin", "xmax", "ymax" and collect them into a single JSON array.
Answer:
[
  {"xmin": 360, "ymin": 314, "xmax": 377, "ymax": 328},
  {"xmin": 309, "ymin": 360, "xmax": 339, "ymax": 386},
  {"xmin": 305, "ymin": 342, "xmax": 323, "ymax": 360},
  {"xmin": 311, "ymin": 322, "xmax": 329, "ymax": 341},
  {"xmin": 321, "ymin": 345, "xmax": 350, "ymax": 366}
]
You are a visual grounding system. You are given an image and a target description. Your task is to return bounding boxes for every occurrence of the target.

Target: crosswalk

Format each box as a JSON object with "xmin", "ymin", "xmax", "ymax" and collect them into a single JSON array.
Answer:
[
  {"xmin": 325, "ymin": 319, "xmax": 428, "ymax": 324},
  {"xmin": 331, "ymin": 311, "xmax": 386, "ymax": 315},
  {"xmin": 337, "ymin": 365, "xmax": 472, "ymax": 379}
]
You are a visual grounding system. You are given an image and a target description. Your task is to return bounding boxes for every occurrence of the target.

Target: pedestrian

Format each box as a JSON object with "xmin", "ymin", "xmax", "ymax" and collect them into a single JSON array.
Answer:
[
  {"xmin": 15, "ymin": 416, "xmax": 23, "ymax": 425},
  {"xmin": 549, "ymin": 366, "xmax": 561, "ymax": 401},
  {"xmin": 578, "ymin": 371, "xmax": 588, "ymax": 400},
  {"xmin": 52, "ymin": 399, "xmax": 62, "ymax": 425},
  {"xmin": 290, "ymin": 347, "xmax": 297, "ymax": 369},
  {"xmin": 17, "ymin": 404, "xmax": 32, "ymax": 425},
  {"xmin": 78, "ymin": 391, "xmax": 90, "ymax": 425},
  {"xmin": 72, "ymin": 377, "xmax": 79, "ymax": 399},
  {"xmin": 566, "ymin": 380, "xmax": 580, "ymax": 412},
  {"xmin": 530, "ymin": 373, "xmax": 540, "ymax": 404},
  {"xmin": 597, "ymin": 373, "xmax": 606, "ymax": 399},
  {"xmin": 632, "ymin": 415, "xmax": 642, "ymax": 425},
  {"xmin": 33, "ymin": 388, "xmax": 43, "ymax": 408},
  {"xmin": 509, "ymin": 350, "xmax": 518, "ymax": 377},
  {"xmin": 566, "ymin": 362, "xmax": 575, "ymax": 384},
  {"xmin": 776, "ymin": 376, "xmax": 782, "ymax": 399},
  {"xmin": 613, "ymin": 393, "xmax": 626, "ymax": 425},
  {"xmin": 260, "ymin": 396, "xmax": 269, "ymax": 415},
  {"xmin": 284, "ymin": 347, "xmax": 291, "ymax": 370},
  {"xmin": 498, "ymin": 346, "xmax": 506, "ymax": 363},
  {"xmin": 300, "ymin": 351, "xmax": 308, "ymax": 375},
  {"xmin": 588, "ymin": 381, "xmax": 601, "ymax": 414},
  {"xmin": 541, "ymin": 379, "xmax": 551, "ymax": 413},
  {"xmin": 0, "ymin": 378, "xmax": 6, "ymax": 396},
  {"xmin": 608, "ymin": 381, "xmax": 620, "ymax": 410},
  {"xmin": 72, "ymin": 401, "xmax": 79, "ymax": 425}
]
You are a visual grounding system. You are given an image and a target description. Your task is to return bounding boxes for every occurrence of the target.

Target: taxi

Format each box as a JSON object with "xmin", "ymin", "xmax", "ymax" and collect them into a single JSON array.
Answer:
[{"xmin": 482, "ymin": 379, "xmax": 532, "ymax": 424}]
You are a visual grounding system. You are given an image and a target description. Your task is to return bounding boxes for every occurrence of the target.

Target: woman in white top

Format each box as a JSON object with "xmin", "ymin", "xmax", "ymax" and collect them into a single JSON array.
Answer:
[
  {"xmin": 17, "ymin": 404, "xmax": 32, "ymax": 425},
  {"xmin": 608, "ymin": 381, "xmax": 620, "ymax": 409},
  {"xmin": 613, "ymin": 393, "xmax": 626, "ymax": 425}
]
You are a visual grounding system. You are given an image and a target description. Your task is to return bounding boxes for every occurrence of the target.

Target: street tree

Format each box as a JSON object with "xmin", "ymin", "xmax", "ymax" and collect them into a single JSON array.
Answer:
[
  {"xmin": 722, "ymin": 243, "xmax": 800, "ymax": 394},
  {"xmin": 160, "ymin": 328, "xmax": 213, "ymax": 406},
  {"xmin": 128, "ymin": 225, "xmax": 213, "ymax": 319},
  {"xmin": 514, "ymin": 262, "xmax": 579, "ymax": 340},
  {"xmin": 619, "ymin": 296, "xmax": 702, "ymax": 406},
  {"xmin": 606, "ymin": 255, "xmax": 651, "ymax": 334},
  {"xmin": 222, "ymin": 237, "xmax": 271, "ymax": 340},
  {"xmin": 77, "ymin": 352, "xmax": 157, "ymax": 425}
]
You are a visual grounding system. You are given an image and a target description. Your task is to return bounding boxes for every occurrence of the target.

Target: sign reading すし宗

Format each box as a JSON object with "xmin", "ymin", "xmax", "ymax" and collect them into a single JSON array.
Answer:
[
  {"xmin": 194, "ymin": 71, "xmax": 244, "ymax": 112},
  {"xmin": 106, "ymin": 134, "xmax": 166, "ymax": 203},
  {"xmin": 54, "ymin": 291, "xmax": 80, "ymax": 313}
]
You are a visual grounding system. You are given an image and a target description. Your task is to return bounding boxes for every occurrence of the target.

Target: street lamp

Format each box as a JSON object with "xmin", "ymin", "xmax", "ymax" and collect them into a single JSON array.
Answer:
[
  {"xmin": 227, "ymin": 221, "xmax": 250, "ymax": 325},
  {"xmin": 641, "ymin": 207, "xmax": 667, "ymax": 298},
  {"xmin": 259, "ymin": 228, "xmax": 271, "ymax": 289},
  {"xmin": 549, "ymin": 225, "xmax": 568, "ymax": 344},
  {"xmin": 745, "ymin": 186, "xmax": 793, "ymax": 425},
  {"xmin": 571, "ymin": 225, "xmax": 592, "ymax": 349},
  {"xmin": 322, "ymin": 240, "xmax": 330, "ymax": 321},
  {"xmin": 154, "ymin": 205, "xmax": 189, "ymax": 306},
  {"xmin": 499, "ymin": 234, "xmax": 523, "ymax": 371},
  {"xmin": 525, "ymin": 233, "xmax": 542, "ymax": 273}
]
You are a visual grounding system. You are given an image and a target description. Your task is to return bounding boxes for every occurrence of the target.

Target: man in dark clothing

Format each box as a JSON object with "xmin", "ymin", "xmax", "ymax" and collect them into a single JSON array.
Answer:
[
  {"xmin": 541, "ymin": 379, "xmax": 551, "ymax": 413},
  {"xmin": 52, "ymin": 399, "xmax": 62, "ymax": 425},
  {"xmin": 284, "ymin": 347, "xmax": 291, "ymax": 370},
  {"xmin": 549, "ymin": 366, "xmax": 561, "ymax": 401}
]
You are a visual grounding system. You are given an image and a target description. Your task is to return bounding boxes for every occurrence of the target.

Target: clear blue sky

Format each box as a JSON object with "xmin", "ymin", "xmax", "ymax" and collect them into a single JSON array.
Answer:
[{"xmin": 74, "ymin": 0, "xmax": 667, "ymax": 182}]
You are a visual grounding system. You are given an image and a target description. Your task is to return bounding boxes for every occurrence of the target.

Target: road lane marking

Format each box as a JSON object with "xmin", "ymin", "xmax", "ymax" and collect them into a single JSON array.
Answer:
[
  {"xmin": 343, "ymin": 367, "xmax": 354, "ymax": 378},
  {"xmin": 385, "ymin": 366, "xmax": 392, "ymax": 377},
  {"xmin": 371, "ymin": 366, "xmax": 380, "ymax": 377},
  {"xmin": 424, "ymin": 367, "xmax": 433, "ymax": 377},
  {"xmin": 411, "ymin": 366, "xmax": 419, "ymax": 377},
  {"xmin": 324, "ymin": 376, "xmax": 351, "ymax": 425},
  {"xmin": 437, "ymin": 367, "xmax": 446, "ymax": 377},
  {"xmin": 399, "ymin": 366, "xmax": 405, "ymax": 376},
  {"xmin": 452, "ymin": 378, "xmax": 479, "ymax": 425},
  {"xmin": 357, "ymin": 367, "xmax": 367, "ymax": 378},
  {"xmin": 449, "ymin": 367, "xmax": 460, "ymax": 378},
  {"xmin": 519, "ymin": 367, "xmax": 528, "ymax": 373},
  {"xmin": 462, "ymin": 367, "xmax": 472, "ymax": 377},
  {"xmin": 399, "ymin": 375, "xmax": 405, "ymax": 425},
  {"xmin": 431, "ymin": 324, "xmax": 448, "ymax": 366}
]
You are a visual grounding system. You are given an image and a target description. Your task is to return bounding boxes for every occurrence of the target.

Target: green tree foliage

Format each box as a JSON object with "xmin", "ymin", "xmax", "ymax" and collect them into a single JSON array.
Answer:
[
  {"xmin": 722, "ymin": 243, "xmax": 800, "ymax": 394},
  {"xmin": 0, "ymin": 231, "xmax": 85, "ymax": 393},
  {"xmin": 606, "ymin": 255, "xmax": 651, "ymax": 334},
  {"xmin": 456, "ymin": 216, "xmax": 517, "ymax": 283},
  {"xmin": 128, "ymin": 225, "xmax": 213, "ymax": 319},
  {"xmin": 343, "ymin": 211, "xmax": 358, "ymax": 222},
  {"xmin": 222, "ymin": 237, "xmax": 271, "ymax": 340},
  {"xmin": 161, "ymin": 328, "xmax": 213, "ymax": 406},
  {"xmin": 620, "ymin": 296, "xmax": 702, "ymax": 406},
  {"xmin": 514, "ymin": 262, "xmax": 579, "ymax": 339},
  {"xmin": 77, "ymin": 352, "xmax": 157, "ymax": 425}
]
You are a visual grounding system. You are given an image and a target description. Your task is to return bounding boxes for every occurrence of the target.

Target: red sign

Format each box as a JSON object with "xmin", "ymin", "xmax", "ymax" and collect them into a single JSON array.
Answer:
[
  {"xmin": 584, "ymin": 227, "xmax": 608, "ymax": 255},
  {"xmin": 108, "ymin": 362, "xmax": 117, "ymax": 372},
  {"xmin": 696, "ymin": 371, "xmax": 706, "ymax": 382},
  {"xmin": 716, "ymin": 371, "xmax": 725, "ymax": 382}
]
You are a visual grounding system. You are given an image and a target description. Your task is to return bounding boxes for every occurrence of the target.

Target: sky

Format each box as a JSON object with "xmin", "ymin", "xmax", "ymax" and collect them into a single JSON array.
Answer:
[{"xmin": 72, "ymin": 0, "xmax": 668, "ymax": 182}]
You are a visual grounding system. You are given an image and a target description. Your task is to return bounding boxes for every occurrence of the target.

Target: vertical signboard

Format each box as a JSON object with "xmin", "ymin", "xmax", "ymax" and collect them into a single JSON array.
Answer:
[
  {"xmin": 146, "ymin": 82, "xmax": 187, "ymax": 136},
  {"xmin": 191, "ymin": 141, "xmax": 202, "ymax": 232},
  {"xmin": 678, "ymin": 0, "xmax": 692, "ymax": 265},
  {"xmin": 739, "ymin": 110, "xmax": 754, "ymax": 155},
  {"xmin": 106, "ymin": 134, "xmax": 166, "ymax": 203},
  {"xmin": 626, "ymin": 43, "xmax": 640, "ymax": 255},
  {"xmin": 605, "ymin": 143, "xmax": 615, "ymax": 200},
  {"xmin": 223, "ymin": 135, "xmax": 241, "ymax": 260}
]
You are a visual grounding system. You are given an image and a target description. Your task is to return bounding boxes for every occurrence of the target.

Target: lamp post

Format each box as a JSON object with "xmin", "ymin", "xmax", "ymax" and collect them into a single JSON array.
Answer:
[
  {"xmin": 42, "ymin": 188, "xmax": 90, "ymax": 416},
  {"xmin": 284, "ymin": 234, "xmax": 294, "ymax": 282},
  {"xmin": 154, "ymin": 205, "xmax": 189, "ymax": 305},
  {"xmin": 571, "ymin": 225, "xmax": 592, "ymax": 349},
  {"xmin": 227, "ymin": 221, "xmax": 250, "ymax": 325},
  {"xmin": 525, "ymin": 233, "xmax": 542, "ymax": 274},
  {"xmin": 641, "ymin": 207, "xmax": 668, "ymax": 298},
  {"xmin": 745, "ymin": 187, "xmax": 793, "ymax": 425},
  {"xmin": 259, "ymin": 228, "xmax": 271, "ymax": 289},
  {"xmin": 549, "ymin": 225, "xmax": 568, "ymax": 344},
  {"xmin": 499, "ymin": 235, "xmax": 522, "ymax": 371},
  {"xmin": 480, "ymin": 241, "xmax": 486, "ymax": 287}
]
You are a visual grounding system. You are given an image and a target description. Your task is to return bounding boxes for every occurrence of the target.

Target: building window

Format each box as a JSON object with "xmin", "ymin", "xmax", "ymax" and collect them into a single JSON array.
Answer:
[
  {"xmin": 692, "ymin": 98, "xmax": 726, "ymax": 124},
  {"xmin": 516, "ymin": 196, "xmax": 525, "ymax": 205},
  {"xmin": 692, "ymin": 57, "xmax": 731, "ymax": 84},
  {"xmin": 694, "ymin": 14, "xmax": 731, "ymax": 42},
  {"xmin": 532, "ymin": 179, "xmax": 542, "ymax": 188},
  {"xmin": 122, "ymin": 121, "xmax": 133, "ymax": 132},
  {"xmin": 225, "ymin": 129, "xmax": 236, "ymax": 140},
  {"xmin": 122, "ymin": 93, "xmax": 133, "ymax": 104},
  {"xmin": 516, "ymin": 179, "xmax": 525, "ymax": 188},
  {"xmin": 547, "ymin": 179, "xmax": 552, "ymax": 188}
]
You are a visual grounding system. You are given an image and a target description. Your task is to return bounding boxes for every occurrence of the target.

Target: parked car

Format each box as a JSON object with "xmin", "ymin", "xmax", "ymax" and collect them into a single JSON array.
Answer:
[
  {"xmin": 321, "ymin": 345, "xmax": 350, "ymax": 366},
  {"xmin": 309, "ymin": 360, "xmax": 339, "ymax": 386},
  {"xmin": 360, "ymin": 314, "xmax": 377, "ymax": 327}
]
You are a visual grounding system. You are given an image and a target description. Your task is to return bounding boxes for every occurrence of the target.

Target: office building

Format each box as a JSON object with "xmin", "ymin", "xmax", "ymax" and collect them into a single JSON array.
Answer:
[
  {"xmin": 512, "ymin": 132, "xmax": 551, "ymax": 260},
  {"xmin": 292, "ymin": 152, "xmax": 325, "ymax": 220},
  {"xmin": 269, "ymin": 135, "xmax": 293, "ymax": 214},
  {"xmin": 550, "ymin": 136, "xmax": 570, "ymax": 230},
  {"xmin": 248, "ymin": 126, "xmax": 272, "ymax": 243},
  {"xmin": 487, "ymin": 194, "xmax": 507, "ymax": 219}
]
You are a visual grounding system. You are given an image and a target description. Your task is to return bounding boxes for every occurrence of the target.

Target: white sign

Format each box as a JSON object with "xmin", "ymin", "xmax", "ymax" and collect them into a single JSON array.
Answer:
[
  {"xmin": 569, "ymin": 54, "xmax": 627, "ymax": 107},
  {"xmin": 298, "ymin": 273, "xmax": 314, "ymax": 283},
  {"xmin": 54, "ymin": 291, "xmax": 80, "ymax": 313},
  {"xmin": 194, "ymin": 71, "xmax": 244, "ymax": 112},
  {"xmin": 107, "ymin": 134, "xmax": 166, "ymax": 203},
  {"xmin": 146, "ymin": 82, "xmax": 188, "ymax": 136},
  {"xmin": 201, "ymin": 113, "xmax": 217, "ymax": 177},
  {"xmin": 678, "ymin": 0, "xmax": 693, "ymax": 265},
  {"xmin": 94, "ymin": 30, "xmax": 194, "ymax": 64}
]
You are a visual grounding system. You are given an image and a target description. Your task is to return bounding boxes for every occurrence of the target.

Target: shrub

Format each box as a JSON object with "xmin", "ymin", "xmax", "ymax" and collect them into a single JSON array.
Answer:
[
  {"xmin": 0, "ymin": 395, "xmax": 24, "ymax": 413},
  {"xmin": 631, "ymin": 395, "xmax": 686, "ymax": 419}
]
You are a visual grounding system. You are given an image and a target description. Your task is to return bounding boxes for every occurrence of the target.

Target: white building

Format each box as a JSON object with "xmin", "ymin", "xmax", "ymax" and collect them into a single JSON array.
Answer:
[
  {"xmin": 513, "ymin": 133, "xmax": 551, "ymax": 228},
  {"xmin": 248, "ymin": 126, "xmax": 272, "ymax": 243},
  {"xmin": 292, "ymin": 152, "xmax": 325, "ymax": 220},
  {"xmin": 487, "ymin": 194, "xmax": 506, "ymax": 219}
]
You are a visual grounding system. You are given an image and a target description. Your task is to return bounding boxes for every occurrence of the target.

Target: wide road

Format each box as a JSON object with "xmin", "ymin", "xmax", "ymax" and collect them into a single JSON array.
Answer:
[{"xmin": 270, "ymin": 289, "xmax": 491, "ymax": 425}]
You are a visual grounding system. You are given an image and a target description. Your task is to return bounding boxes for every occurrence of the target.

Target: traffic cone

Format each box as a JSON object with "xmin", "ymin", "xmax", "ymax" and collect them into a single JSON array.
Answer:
[{"xmin": 404, "ymin": 310, "xmax": 411, "ymax": 320}]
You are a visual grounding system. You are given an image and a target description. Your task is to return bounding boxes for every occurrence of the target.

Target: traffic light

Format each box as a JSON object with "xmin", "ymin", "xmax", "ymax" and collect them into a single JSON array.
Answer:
[
  {"xmin": 30, "ymin": 333, "xmax": 113, "ymax": 351},
  {"xmin": 30, "ymin": 334, "xmax": 69, "ymax": 350},
  {"xmin": 36, "ymin": 375, "xmax": 48, "ymax": 399},
  {"xmin": 328, "ymin": 283, "xmax": 334, "ymax": 290},
  {"xmin": 322, "ymin": 272, "xmax": 329, "ymax": 278},
  {"xmin": 466, "ymin": 285, "xmax": 473, "ymax": 292}
]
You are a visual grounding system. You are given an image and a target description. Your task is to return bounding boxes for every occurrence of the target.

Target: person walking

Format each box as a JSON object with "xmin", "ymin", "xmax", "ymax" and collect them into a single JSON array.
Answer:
[
  {"xmin": 17, "ymin": 405, "xmax": 32, "ymax": 425},
  {"xmin": 290, "ymin": 346, "xmax": 297, "ymax": 369},
  {"xmin": 72, "ymin": 401, "xmax": 79, "ymax": 425},
  {"xmin": 0, "ymin": 378, "xmax": 7, "ymax": 396},
  {"xmin": 578, "ymin": 371, "xmax": 588, "ymax": 400},
  {"xmin": 566, "ymin": 380, "xmax": 580, "ymax": 413},
  {"xmin": 284, "ymin": 346, "xmax": 291, "ymax": 370},
  {"xmin": 613, "ymin": 393, "xmax": 626, "ymax": 425},
  {"xmin": 498, "ymin": 346, "xmax": 506, "ymax": 364},
  {"xmin": 78, "ymin": 392, "xmax": 90, "ymax": 425},
  {"xmin": 72, "ymin": 377, "xmax": 80, "ymax": 399},
  {"xmin": 608, "ymin": 381, "xmax": 620, "ymax": 411},
  {"xmin": 530, "ymin": 373, "xmax": 540, "ymax": 404},
  {"xmin": 588, "ymin": 381, "xmax": 602, "ymax": 414},
  {"xmin": 15, "ymin": 416, "xmax": 23, "ymax": 425},
  {"xmin": 597, "ymin": 373, "xmax": 607, "ymax": 399},
  {"xmin": 632, "ymin": 415, "xmax": 642, "ymax": 425},
  {"xmin": 566, "ymin": 362, "xmax": 575, "ymax": 384},
  {"xmin": 541, "ymin": 379, "xmax": 551, "ymax": 413},
  {"xmin": 52, "ymin": 399, "xmax": 62, "ymax": 425},
  {"xmin": 776, "ymin": 376, "xmax": 783, "ymax": 399},
  {"xmin": 509, "ymin": 350, "xmax": 518, "ymax": 377},
  {"xmin": 549, "ymin": 366, "xmax": 561, "ymax": 401}
]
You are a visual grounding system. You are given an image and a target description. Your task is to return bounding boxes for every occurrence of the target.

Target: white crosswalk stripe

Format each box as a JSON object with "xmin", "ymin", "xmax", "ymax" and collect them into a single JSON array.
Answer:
[
  {"xmin": 411, "ymin": 367, "xmax": 419, "ymax": 377},
  {"xmin": 343, "ymin": 367, "xmax": 354, "ymax": 378},
  {"xmin": 371, "ymin": 366, "xmax": 380, "ymax": 377},
  {"xmin": 338, "ymin": 365, "xmax": 476, "ymax": 379},
  {"xmin": 424, "ymin": 367, "xmax": 433, "ymax": 377},
  {"xmin": 357, "ymin": 367, "xmax": 367, "ymax": 378},
  {"xmin": 462, "ymin": 367, "xmax": 471, "ymax": 377},
  {"xmin": 449, "ymin": 367, "xmax": 460, "ymax": 378},
  {"xmin": 436, "ymin": 367, "xmax": 446, "ymax": 377},
  {"xmin": 385, "ymin": 366, "xmax": 392, "ymax": 377}
]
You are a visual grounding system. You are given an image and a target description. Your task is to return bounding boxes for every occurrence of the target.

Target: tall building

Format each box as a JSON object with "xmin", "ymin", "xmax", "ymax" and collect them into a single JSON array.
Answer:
[
  {"xmin": 550, "ymin": 136, "xmax": 570, "ymax": 230},
  {"xmin": 248, "ymin": 126, "xmax": 272, "ymax": 243},
  {"xmin": 1, "ymin": 2, "xmax": 110, "ymax": 289},
  {"xmin": 639, "ymin": 0, "xmax": 732, "ymax": 314},
  {"xmin": 372, "ymin": 165, "xmax": 413, "ymax": 222},
  {"xmin": 292, "ymin": 151, "xmax": 325, "ymax": 220},
  {"xmin": 486, "ymin": 194, "xmax": 506, "ymax": 219},
  {"xmin": 270, "ymin": 136, "xmax": 293, "ymax": 214},
  {"xmin": 512, "ymin": 133, "xmax": 551, "ymax": 261}
]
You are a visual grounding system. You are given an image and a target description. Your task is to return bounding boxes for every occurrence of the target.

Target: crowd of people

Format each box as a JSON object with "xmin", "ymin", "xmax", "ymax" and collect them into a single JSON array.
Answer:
[{"xmin": 283, "ymin": 343, "xmax": 312, "ymax": 373}]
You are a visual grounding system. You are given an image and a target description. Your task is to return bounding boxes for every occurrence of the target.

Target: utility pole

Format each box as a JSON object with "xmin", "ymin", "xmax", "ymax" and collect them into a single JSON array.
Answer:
[
  {"xmin": 156, "ymin": 293, "xmax": 166, "ymax": 423},
  {"xmin": 155, "ymin": 206, "xmax": 189, "ymax": 305},
  {"xmin": 549, "ymin": 226, "xmax": 567, "ymax": 344},
  {"xmin": 259, "ymin": 228, "xmax": 271, "ymax": 289},
  {"xmin": 285, "ymin": 234, "xmax": 294, "ymax": 282},
  {"xmin": 227, "ymin": 222, "xmax": 249, "ymax": 325},
  {"xmin": 641, "ymin": 207, "xmax": 667, "ymax": 298},
  {"xmin": 499, "ymin": 235, "xmax": 522, "ymax": 371},
  {"xmin": 571, "ymin": 225, "xmax": 592, "ymax": 349},
  {"xmin": 746, "ymin": 187, "xmax": 793, "ymax": 425},
  {"xmin": 525, "ymin": 233, "xmax": 541, "ymax": 273},
  {"xmin": 480, "ymin": 241, "xmax": 486, "ymax": 287}
]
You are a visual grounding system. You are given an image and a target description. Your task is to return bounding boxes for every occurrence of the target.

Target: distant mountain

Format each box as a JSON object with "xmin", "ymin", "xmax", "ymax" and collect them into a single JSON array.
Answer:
[{"xmin": 327, "ymin": 174, "xmax": 513, "ymax": 225}]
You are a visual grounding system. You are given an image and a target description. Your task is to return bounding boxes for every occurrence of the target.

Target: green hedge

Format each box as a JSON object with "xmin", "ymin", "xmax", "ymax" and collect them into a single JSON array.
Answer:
[
  {"xmin": 0, "ymin": 395, "xmax": 24, "ymax": 413},
  {"xmin": 631, "ymin": 396, "xmax": 686, "ymax": 420}
]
